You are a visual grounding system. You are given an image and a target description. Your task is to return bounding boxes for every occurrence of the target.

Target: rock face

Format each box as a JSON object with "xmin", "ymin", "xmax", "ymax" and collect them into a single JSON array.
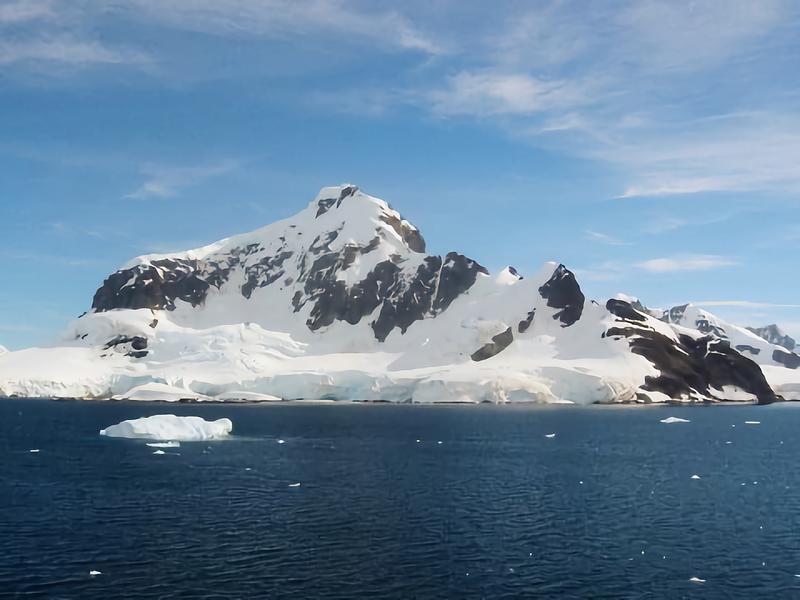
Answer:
[
  {"xmin": 747, "ymin": 324, "xmax": 796, "ymax": 351},
  {"xmin": 0, "ymin": 184, "xmax": 795, "ymax": 404}
]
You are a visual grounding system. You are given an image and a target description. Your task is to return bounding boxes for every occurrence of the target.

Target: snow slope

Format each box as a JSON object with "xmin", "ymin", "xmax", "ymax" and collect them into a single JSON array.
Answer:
[{"xmin": 0, "ymin": 185, "xmax": 793, "ymax": 404}]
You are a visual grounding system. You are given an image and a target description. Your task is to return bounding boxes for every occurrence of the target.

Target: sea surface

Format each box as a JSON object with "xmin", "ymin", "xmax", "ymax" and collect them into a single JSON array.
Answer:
[{"xmin": 2, "ymin": 399, "xmax": 800, "ymax": 599}]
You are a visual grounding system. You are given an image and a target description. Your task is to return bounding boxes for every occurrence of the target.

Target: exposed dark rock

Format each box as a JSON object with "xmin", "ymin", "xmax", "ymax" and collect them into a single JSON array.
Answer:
[
  {"xmin": 433, "ymin": 253, "xmax": 488, "ymax": 313},
  {"xmin": 605, "ymin": 301, "xmax": 778, "ymax": 404},
  {"xmin": 606, "ymin": 299, "xmax": 647, "ymax": 322},
  {"xmin": 773, "ymin": 349, "xmax": 800, "ymax": 369},
  {"xmin": 736, "ymin": 344, "xmax": 760, "ymax": 355},
  {"xmin": 241, "ymin": 251, "xmax": 294, "ymax": 299},
  {"xmin": 103, "ymin": 335, "xmax": 149, "ymax": 359},
  {"xmin": 538, "ymin": 265, "xmax": 585, "ymax": 327},
  {"xmin": 371, "ymin": 257, "xmax": 440, "ymax": 341},
  {"xmin": 92, "ymin": 259, "xmax": 211, "ymax": 312},
  {"xmin": 747, "ymin": 324, "xmax": 796, "ymax": 351},
  {"xmin": 379, "ymin": 213, "xmax": 426, "ymax": 253},
  {"xmin": 471, "ymin": 327, "xmax": 513, "ymax": 361},
  {"xmin": 518, "ymin": 309, "xmax": 535, "ymax": 333}
]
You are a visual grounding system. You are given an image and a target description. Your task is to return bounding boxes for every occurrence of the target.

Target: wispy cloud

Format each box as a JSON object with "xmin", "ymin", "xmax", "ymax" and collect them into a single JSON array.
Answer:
[
  {"xmin": 0, "ymin": 37, "xmax": 148, "ymax": 66},
  {"xmin": 585, "ymin": 230, "xmax": 631, "ymax": 246},
  {"xmin": 635, "ymin": 254, "xmax": 737, "ymax": 273},
  {"xmin": 117, "ymin": 0, "xmax": 442, "ymax": 54},
  {"xmin": 428, "ymin": 71, "xmax": 591, "ymax": 117},
  {"xmin": 692, "ymin": 300, "xmax": 800, "ymax": 309},
  {"xmin": 0, "ymin": 0, "xmax": 54, "ymax": 24},
  {"xmin": 577, "ymin": 253, "xmax": 737, "ymax": 280},
  {"xmin": 125, "ymin": 160, "xmax": 238, "ymax": 200}
]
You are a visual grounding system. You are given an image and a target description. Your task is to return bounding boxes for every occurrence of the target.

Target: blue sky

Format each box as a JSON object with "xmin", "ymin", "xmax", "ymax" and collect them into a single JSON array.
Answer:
[{"xmin": 1, "ymin": 0, "xmax": 799, "ymax": 349}]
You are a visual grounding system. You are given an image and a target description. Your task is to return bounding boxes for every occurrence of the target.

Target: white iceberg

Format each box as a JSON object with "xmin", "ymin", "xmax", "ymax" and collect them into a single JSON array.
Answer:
[
  {"xmin": 545, "ymin": 433, "xmax": 556, "ymax": 438},
  {"xmin": 690, "ymin": 474, "xmax": 701, "ymax": 480},
  {"xmin": 689, "ymin": 577, "xmax": 706, "ymax": 584},
  {"xmin": 146, "ymin": 441, "xmax": 180, "ymax": 448},
  {"xmin": 745, "ymin": 420, "xmax": 761, "ymax": 425},
  {"xmin": 100, "ymin": 414, "xmax": 233, "ymax": 441},
  {"xmin": 660, "ymin": 416, "xmax": 690, "ymax": 424}
]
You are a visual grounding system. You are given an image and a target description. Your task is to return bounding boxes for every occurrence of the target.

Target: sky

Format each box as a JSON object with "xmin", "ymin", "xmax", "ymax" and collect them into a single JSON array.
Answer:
[{"xmin": 0, "ymin": 0, "xmax": 799, "ymax": 349}]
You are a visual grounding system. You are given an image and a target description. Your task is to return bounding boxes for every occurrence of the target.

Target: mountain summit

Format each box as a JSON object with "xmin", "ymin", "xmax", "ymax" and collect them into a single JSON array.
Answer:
[{"xmin": 0, "ymin": 186, "xmax": 797, "ymax": 403}]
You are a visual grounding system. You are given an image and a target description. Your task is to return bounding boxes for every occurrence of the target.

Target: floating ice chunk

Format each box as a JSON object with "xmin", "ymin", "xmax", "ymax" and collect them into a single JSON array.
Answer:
[
  {"xmin": 415, "ymin": 439, "xmax": 421, "ymax": 443},
  {"xmin": 745, "ymin": 421, "xmax": 761, "ymax": 425},
  {"xmin": 152, "ymin": 450, "xmax": 165, "ymax": 455},
  {"xmin": 146, "ymin": 441, "xmax": 180, "ymax": 448},
  {"xmin": 29, "ymin": 449, "xmax": 39, "ymax": 453},
  {"xmin": 545, "ymin": 433, "xmax": 556, "ymax": 438},
  {"xmin": 689, "ymin": 577, "xmax": 706, "ymax": 584},
  {"xmin": 100, "ymin": 414, "xmax": 233, "ymax": 441},
  {"xmin": 89, "ymin": 570, "xmax": 102, "ymax": 577},
  {"xmin": 660, "ymin": 417, "xmax": 690, "ymax": 424},
  {"xmin": 288, "ymin": 482, "xmax": 301, "ymax": 488},
  {"xmin": 244, "ymin": 467, "xmax": 252, "ymax": 471},
  {"xmin": 437, "ymin": 441, "xmax": 443, "ymax": 445},
  {"xmin": 725, "ymin": 441, "xmax": 732, "ymax": 444},
  {"xmin": 691, "ymin": 474, "xmax": 701, "ymax": 480},
  {"xmin": 277, "ymin": 439, "xmax": 285, "ymax": 444}
]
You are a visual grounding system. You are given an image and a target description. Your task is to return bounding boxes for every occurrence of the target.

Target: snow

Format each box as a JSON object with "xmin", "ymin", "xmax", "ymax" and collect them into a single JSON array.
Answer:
[
  {"xmin": 0, "ymin": 184, "xmax": 796, "ymax": 406},
  {"xmin": 660, "ymin": 417, "xmax": 690, "ymax": 424},
  {"xmin": 100, "ymin": 415, "xmax": 233, "ymax": 441}
]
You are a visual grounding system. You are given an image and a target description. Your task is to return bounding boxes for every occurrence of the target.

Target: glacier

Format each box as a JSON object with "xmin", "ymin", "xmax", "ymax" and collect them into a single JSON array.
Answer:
[{"xmin": 0, "ymin": 184, "xmax": 797, "ymax": 405}]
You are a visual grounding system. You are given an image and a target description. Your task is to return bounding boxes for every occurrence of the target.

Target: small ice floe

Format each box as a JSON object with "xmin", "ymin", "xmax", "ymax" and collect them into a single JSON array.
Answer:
[
  {"xmin": 660, "ymin": 417, "xmax": 690, "ymax": 424},
  {"xmin": 29, "ymin": 449, "xmax": 40, "ymax": 453},
  {"xmin": 725, "ymin": 441, "xmax": 733, "ymax": 444},
  {"xmin": 89, "ymin": 570, "xmax": 102, "ymax": 577},
  {"xmin": 288, "ymin": 482, "xmax": 301, "ymax": 488},
  {"xmin": 689, "ymin": 577, "xmax": 706, "ymax": 584},
  {"xmin": 545, "ymin": 433, "xmax": 556, "ymax": 439},
  {"xmin": 415, "ymin": 439, "xmax": 421, "ymax": 443},
  {"xmin": 277, "ymin": 439, "xmax": 285, "ymax": 444},
  {"xmin": 745, "ymin": 421, "xmax": 761, "ymax": 425},
  {"xmin": 152, "ymin": 450, "xmax": 166, "ymax": 455},
  {"xmin": 146, "ymin": 441, "xmax": 180, "ymax": 448},
  {"xmin": 691, "ymin": 474, "xmax": 701, "ymax": 480},
  {"xmin": 579, "ymin": 481, "xmax": 584, "ymax": 485},
  {"xmin": 437, "ymin": 441, "xmax": 443, "ymax": 445},
  {"xmin": 244, "ymin": 467, "xmax": 252, "ymax": 471}
]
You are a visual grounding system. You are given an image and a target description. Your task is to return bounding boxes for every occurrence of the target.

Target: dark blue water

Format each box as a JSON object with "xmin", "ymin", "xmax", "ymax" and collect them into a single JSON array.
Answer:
[{"xmin": 2, "ymin": 399, "xmax": 800, "ymax": 598}]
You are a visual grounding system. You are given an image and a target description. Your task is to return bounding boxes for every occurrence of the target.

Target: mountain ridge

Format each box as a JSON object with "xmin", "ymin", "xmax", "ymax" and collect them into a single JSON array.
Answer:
[{"xmin": 0, "ymin": 185, "xmax": 796, "ymax": 404}]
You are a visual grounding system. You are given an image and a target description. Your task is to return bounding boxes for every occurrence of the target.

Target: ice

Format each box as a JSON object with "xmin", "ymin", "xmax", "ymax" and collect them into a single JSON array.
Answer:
[
  {"xmin": 146, "ymin": 441, "xmax": 180, "ymax": 448},
  {"xmin": 152, "ymin": 450, "xmax": 165, "ymax": 455},
  {"xmin": 690, "ymin": 474, "xmax": 701, "ymax": 480},
  {"xmin": 745, "ymin": 421, "xmax": 761, "ymax": 425},
  {"xmin": 660, "ymin": 417, "xmax": 690, "ymax": 424},
  {"xmin": 689, "ymin": 577, "xmax": 706, "ymax": 584},
  {"xmin": 545, "ymin": 433, "xmax": 556, "ymax": 438},
  {"xmin": 89, "ymin": 570, "xmax": 102, "ymax": 577},
  {"xmin": 100, "ymin": 414, "xmax": 233, "ymax": 441},
  {"xmin": 288, "ymin": 482, "xmax": 301, "ymax": 487},
  {"xmin": 277, "ymin": 439, "xmax": 286, "ymax": 444},
  {"xmin": 29, "ymin": 448, "xmax": 39, "ymax": 453}
]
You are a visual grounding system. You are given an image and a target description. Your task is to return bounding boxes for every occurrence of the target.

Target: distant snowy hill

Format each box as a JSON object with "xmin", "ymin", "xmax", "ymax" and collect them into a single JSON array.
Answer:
[
  {"xmin": 0, "ymin": 185, "xmax": 795, "ymax": 403},
  {"xmin": 746, "ymin": 324, "xmax": 796, "ymax": 352}
]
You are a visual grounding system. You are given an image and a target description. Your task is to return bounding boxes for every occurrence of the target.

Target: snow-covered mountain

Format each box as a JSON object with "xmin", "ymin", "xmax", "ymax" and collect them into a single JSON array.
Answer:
[
  {"xmin": 746, "ymin": 324, "xmax": 796, "ymax": 352},
  {"xmin": 0, "ymin": 185, "xmax": 795, "ymax": 403}
]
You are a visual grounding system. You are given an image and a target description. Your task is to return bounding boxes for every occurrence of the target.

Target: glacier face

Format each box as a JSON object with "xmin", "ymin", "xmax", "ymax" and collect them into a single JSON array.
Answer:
[{"xmin": 0, "ymin": 185, "xmax": 796, "ymax": 404}]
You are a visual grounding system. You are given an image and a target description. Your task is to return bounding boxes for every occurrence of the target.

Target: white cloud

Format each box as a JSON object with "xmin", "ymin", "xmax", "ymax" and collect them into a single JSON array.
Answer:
[
  {"xmin": 429, "ymin": 71, "xmax": 589, "ymax": 117},
  {"xmin": 692, "ymin": 300, "xmax": 800, "ymax": 309},
  {"xmin": 585, "ymin": 230, "xmax": 630, "ymax": 246},
  {"xmin": 0, "ymin": 37, "xmax": 148, "ymax": 66},
  {"xmin": 0, "ymin": 0, "xmax": 54, "ymax": 24},
  {"xmin": 115, "ymin": 0, "xmax": 442, "ymax": 54},
  {"xmin": 635, "ymin": 255, "xmax": 737, "ymax": 273},
  {"xmin": 125, "ymin": 160, "xmax": 238, "ymax": 200}
]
